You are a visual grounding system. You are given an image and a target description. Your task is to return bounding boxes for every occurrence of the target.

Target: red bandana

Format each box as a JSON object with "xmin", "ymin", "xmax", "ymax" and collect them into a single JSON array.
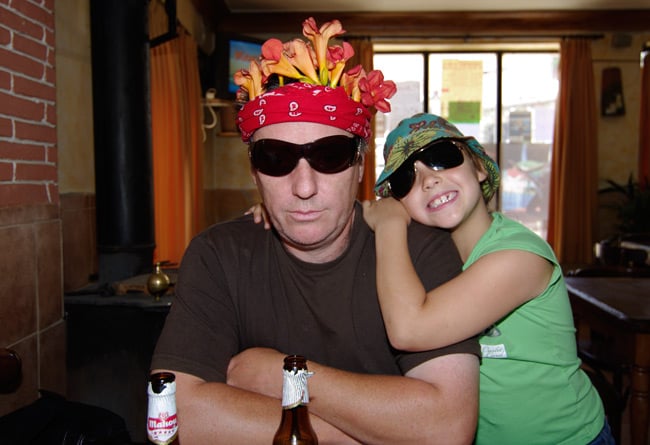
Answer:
[{"xmin": 237, "ymin": 83, "xmax": 372, "ymax": 143}]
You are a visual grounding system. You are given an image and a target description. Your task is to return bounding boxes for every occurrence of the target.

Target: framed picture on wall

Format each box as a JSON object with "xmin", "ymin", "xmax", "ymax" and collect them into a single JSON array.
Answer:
[{"xmin": 601, "ymin": 67, "xmax": 626, "ymax": 117}]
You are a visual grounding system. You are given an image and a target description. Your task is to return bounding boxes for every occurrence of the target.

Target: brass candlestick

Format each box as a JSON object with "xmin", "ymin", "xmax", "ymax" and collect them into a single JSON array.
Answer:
[{"xmin": 147, "ymin": 262, "xmax": 170, "ymax": 301}]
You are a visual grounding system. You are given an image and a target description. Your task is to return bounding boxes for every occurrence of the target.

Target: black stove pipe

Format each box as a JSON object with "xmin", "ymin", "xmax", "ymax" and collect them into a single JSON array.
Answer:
[{"xmin": 90, "ymin": 0, "xmax": 154, "ymax": 284}]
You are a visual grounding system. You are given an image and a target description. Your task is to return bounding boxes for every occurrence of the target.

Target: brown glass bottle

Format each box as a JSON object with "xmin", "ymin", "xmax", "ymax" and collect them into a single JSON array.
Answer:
[
  {"xmin": 147, "ymin": 372, "xmax": 180, "ymax": 445},
  {"xmin": 272, "ymin": 355, "xmax": 319, "ymax": 445}
]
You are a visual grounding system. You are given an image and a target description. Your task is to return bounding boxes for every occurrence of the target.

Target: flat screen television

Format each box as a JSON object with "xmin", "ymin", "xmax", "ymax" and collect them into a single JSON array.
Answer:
[{"xmin": 213, "ymin": 33, "xmax": 264, "ymax": 100}]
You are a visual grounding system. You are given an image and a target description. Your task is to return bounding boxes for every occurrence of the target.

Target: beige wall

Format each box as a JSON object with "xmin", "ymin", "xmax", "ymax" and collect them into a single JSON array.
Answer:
[
  {"xmin": 203, "ymin": 120, "xmax": 260, "ymax": 224},
  {"xmin": 593, "ymin": 33, "xmax": 650, "ymax": 186},
  {"xmin": 56, "ymin": 0, "xmax": 94, "ymax": 194},
  {"xmin": 55, "ymin": 0, "xmax": 97, "ymax": 291}
]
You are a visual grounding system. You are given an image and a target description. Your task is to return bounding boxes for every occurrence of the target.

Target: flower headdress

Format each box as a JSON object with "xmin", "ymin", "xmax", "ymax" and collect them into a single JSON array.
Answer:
[{"xmin": 233, "ymin": 17, "xmax": 397, "ymax": 113}]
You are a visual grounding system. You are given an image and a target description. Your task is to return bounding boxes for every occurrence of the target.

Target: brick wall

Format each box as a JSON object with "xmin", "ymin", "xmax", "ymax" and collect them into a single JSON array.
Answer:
[
  {"xmin": 0, "ymin": 0, "xmax": 57, "ymax": 206},
  {"xmin": 0, "ymin": 0, "xmax": 65, "ymax": 417}
]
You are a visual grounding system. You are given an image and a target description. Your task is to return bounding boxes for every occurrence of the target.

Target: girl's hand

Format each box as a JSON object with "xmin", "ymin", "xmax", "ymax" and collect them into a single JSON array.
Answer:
[
  {"xmin": 245, "ymin": 203, "xmax": 272, "ymax": 230},
  {"xmin": 362, "ymin": 197, "xmax": 411, "ymax": 231}
]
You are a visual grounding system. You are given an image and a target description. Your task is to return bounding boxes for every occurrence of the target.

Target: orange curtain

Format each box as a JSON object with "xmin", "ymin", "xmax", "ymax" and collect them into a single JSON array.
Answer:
[
  {"xmin": 149, "ymin": 2, "xmax": 204, "ymax": 265},
  {"xmin": 547, "ymin": 38, "xmax": 598, "ymax": 267},
  {"xmin": 640, "ymin": 50, "xmax": 650, "ymax": 184},
  {"xmin": 347, "ymin": 37, "xmax": 376, "ymax": 201}
]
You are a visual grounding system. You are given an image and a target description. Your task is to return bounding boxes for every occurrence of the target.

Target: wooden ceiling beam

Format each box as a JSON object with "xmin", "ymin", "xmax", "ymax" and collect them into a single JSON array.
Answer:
[{"xmin": 209, "ymin": 10, "xmax": 650, "ymax": 37}]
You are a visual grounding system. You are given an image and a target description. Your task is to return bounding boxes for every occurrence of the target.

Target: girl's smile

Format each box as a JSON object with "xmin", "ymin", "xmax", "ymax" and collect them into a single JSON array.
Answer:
[{"xmin": 427, "ymin": 190, "xmax": 458, "ymax": 210}]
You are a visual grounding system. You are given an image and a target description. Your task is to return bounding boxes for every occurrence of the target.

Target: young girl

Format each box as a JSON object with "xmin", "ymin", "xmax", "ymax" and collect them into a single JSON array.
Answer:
[{"xmin": 362, "ymin": 113, "xmax": 612, "ymax": 444}]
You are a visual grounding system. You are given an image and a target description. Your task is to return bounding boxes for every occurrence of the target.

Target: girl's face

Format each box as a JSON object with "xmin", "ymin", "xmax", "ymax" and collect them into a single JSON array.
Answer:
[{"xmin": 400, "ymin": 148, "xmax": 487, "ymax": 231}]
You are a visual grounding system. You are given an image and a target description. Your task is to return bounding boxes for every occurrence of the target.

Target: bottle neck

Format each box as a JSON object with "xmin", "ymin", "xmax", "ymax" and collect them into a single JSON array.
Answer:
[
  {"xmin": 281, "ymin": 368, "xmax": 313, "ymax": 408},
  {"xmin": 147, "ymin": 373, "xmax": 178, "ymax": 445}
]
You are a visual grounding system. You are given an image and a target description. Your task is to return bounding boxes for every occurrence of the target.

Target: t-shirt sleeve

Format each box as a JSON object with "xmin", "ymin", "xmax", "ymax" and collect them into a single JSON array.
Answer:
[
  {"xmin": 397, "ymin": 337, "xmax": 480, "ymax": 373},
  {"xmin": 395, "ymin": 222, "xmax": 481, "ymax": 373}
]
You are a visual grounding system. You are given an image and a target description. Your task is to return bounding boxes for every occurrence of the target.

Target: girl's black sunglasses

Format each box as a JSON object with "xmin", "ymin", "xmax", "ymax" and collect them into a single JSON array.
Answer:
[
  {"xmin": 388, "ymin": 140, "xmax": 465, "ymax": 199},
  {"xmin": 249, "ymin": 135, "xmax": 361, "ymax": 177}
]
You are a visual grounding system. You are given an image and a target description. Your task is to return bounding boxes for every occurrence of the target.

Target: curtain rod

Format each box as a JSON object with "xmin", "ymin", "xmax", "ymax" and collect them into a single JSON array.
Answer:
[{"xmin": 362, "ymin": 33, "xmax": 605, "ymax": 42}]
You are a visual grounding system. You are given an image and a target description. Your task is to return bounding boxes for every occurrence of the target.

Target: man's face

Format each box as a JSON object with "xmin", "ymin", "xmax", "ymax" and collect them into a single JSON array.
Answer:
[{"xmin": 250, "ymin": 122, "xmax": 364, "ymax": 263}]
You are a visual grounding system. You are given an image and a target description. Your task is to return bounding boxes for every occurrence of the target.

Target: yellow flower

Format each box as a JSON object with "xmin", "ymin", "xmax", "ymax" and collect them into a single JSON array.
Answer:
[
  {"xmin": 260, "ymin": 38, "xmax": 304, "ymax": 81},
  {"xmin": 327, "ymin": 42, "xmax": 354, "ymax": 88},
  {"xmin": 341, "ymin": 65, "xmax": 365, "ymax": 102},
  {"xmin": 284, "ymin": 39, "xmax": 320, "ymax": 84},
  {"xmin": 234, "ymin": 59, "xmax": 264, "ymax": 100},
  {"xmin": 302, "ymin": 17, "xmax": 345, "ymax": 86}
]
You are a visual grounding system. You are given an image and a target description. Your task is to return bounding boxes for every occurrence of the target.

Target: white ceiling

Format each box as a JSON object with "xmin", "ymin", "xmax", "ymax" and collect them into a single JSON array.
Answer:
[{"xmin": 223, "ymin": 0, "xmax": 650, "ymax": 13}]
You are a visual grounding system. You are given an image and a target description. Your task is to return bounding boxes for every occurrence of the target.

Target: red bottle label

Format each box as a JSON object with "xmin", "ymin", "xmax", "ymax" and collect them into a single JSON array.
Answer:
[{"xmin": 147, "ymin": 412, "xmax": 178, "ymax": 444}]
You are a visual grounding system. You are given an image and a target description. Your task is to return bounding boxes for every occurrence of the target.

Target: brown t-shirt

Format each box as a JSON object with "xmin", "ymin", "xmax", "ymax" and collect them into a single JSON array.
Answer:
[{"xmin": 151, "ymin": 202, "xmax": 478, "ymax": 382}]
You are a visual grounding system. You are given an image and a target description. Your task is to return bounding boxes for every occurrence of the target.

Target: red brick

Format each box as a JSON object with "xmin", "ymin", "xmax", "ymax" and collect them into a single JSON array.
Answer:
[
  {"xmin": 0, "ymin": 6, "xmax": 44, "ymax": 41},
  {"xmin": 0, "ymin": 161, "xmax": 14, "ymax": 180},
  {"xmin": 44, "ymin": 28, "xmax": 54, "ymax": 48},
  {"xmin": 46, "ymin": 145, "xmax": 56, "ymax": 163},
  {"xmin": 0, "ymin": 141, "xmax": 45, "ymax": 161},
  {"xmin": 14, "ymin": 121, "xmax": 55, "ymax": 143},
  {"xmin": 45, "ymin": 65, "xmax": 54, "ymax": 84},
  {"xmin": 0, "ymin": 69, "xmax": 10, "ymax": 90},
  {"xmin": 0, "ymin": 183, "xmax": 49, "ymax": 206},
  {"xmin": 0, "ymin": 26, "xmax": 10, "ymax": 45},
  {"xmin": 15, "ymin": 162, "xmax": 57, "ymax": 181},
  {"xmin": 45, "ymin": 103, "xmax": 56, "ymax": 125},
  {"xmin": 0, "ymin": 117, "xmax": 12, "ymax": 137},
  {"xmin": 11, "ymin": 0, "xmax": 54, "ymax": 30},
  {"xmin": 13, "ymin": 33, "xmax": 48, "ymax": 61},
  {"xmin": 0, "ymin": 48, "xmax": 45, "ymax": 80},
  {"xmin": 0, "ymin": 91, "xmax": 45, "ymax": 121},
  {"xmin": 14, "ymin": 76, "xmax": 54, "ymax": 102}
]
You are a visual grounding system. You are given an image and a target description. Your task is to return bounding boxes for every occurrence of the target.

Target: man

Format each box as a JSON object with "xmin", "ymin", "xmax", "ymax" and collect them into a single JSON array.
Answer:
[{"xmin": 151, "ymin": 17, "xmax": 479, "ymax": 444}]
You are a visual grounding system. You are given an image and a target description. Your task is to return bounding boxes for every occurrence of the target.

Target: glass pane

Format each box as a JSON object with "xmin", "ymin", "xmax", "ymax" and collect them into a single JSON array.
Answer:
[
  {"xmin": 373, "ymin": 53, "xmax": 425, "ymax": 180},
  {"xmin": 427, "ymin": 53, "xmax": 498, "ymax": 153},
  {"xmin": 500, "ymin": 53, "xmax": 558, "ymax": 239}
]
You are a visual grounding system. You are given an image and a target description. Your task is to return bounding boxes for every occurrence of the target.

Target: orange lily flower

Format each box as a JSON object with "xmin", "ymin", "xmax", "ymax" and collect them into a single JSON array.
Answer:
[
  {"xmin": 234, "ymin": 59, "xmax": 265, "ymax": 100},
  {"xmin": 302, "ymin": 17, "xmax": 345, "ymax": 86},
  {"xmin": 260, "ymin": 38, "xmax": 304, "ymax": 80},
  {"xmin": 341, "ymin": 65, "xmax": 365, "ymax": 103},
  {"xmin": 358, "ymin": 70, "xmax": 397, "ymax": 113},
  {"xmin": 327, "ymin": 42, "xmax": 355, "ymax": 88},
  {"xmin": 285, "ymin": 39, "xmax": 320, "ymax": 84}
]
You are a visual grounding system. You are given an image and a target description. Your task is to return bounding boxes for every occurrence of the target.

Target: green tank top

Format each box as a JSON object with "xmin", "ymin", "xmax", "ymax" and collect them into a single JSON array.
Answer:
[{"xmin": 468, "ymin": 213, "xmax": 604, "ymax": 444}]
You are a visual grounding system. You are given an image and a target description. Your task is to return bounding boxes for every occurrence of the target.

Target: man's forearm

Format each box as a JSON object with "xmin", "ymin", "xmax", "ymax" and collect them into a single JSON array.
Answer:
[
  {"xmin": 225, "ymin": 348, "xmax": 479, "ymax": 444},
  {"xmin": 174, "ymin": 374, "xmax": 277, "ymax": 444},
  {"xmin": 306, "ymin": 355, "xmax": 479, "ymax": 445},
  {"xmin": 172, "ymin": 371, "xmax": 359, "ymax": 444}
]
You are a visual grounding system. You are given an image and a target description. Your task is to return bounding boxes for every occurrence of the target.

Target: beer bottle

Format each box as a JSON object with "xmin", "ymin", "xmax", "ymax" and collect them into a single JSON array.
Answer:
[
  {"xmin": 272, "ymin": 355, "xmax": 319, "ymax": 444},
  {"xmin": 147, "ymin": 372, "xmax": 180, "ymax": 445}
]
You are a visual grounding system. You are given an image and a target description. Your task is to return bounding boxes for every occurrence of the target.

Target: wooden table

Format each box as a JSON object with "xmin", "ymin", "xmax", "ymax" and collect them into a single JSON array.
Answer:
[{"xmin": 566, "ymin": 277, "xmax": 650, "ymax": 445}]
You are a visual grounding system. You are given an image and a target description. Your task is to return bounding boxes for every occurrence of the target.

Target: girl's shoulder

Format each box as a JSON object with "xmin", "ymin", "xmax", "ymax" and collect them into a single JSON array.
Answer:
[{"xmin": 474, "ymin": 213, "xmax": 558, "ymax": 263}]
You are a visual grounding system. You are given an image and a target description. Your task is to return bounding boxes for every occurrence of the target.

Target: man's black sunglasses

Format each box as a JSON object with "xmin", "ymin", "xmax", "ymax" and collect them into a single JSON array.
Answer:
[
  {"xmin": 249, "ymin": 135, "xmax": 361, "ymax": 177},
  {"xmin": 388, "ymin": 140, "xmax": 465, "ymax": 199}
]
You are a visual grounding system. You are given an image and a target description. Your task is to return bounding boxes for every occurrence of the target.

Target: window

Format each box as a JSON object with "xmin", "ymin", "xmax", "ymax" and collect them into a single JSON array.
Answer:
[{"xmin": 374, "ymin": 47, "xmax": 559, "ymax": 239}]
